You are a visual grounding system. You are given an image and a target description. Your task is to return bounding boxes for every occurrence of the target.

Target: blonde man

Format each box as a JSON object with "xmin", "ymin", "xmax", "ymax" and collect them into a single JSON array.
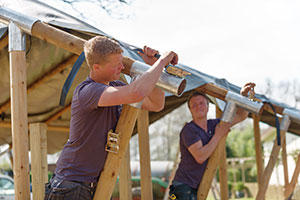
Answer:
[{"xmin": 44, "ymin": 36, "xmax": 178, "ymax": 200}]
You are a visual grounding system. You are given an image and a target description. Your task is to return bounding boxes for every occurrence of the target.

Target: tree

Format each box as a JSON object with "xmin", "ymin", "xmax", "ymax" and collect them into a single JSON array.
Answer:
[{"xmin": 59, "ymin": 0, "xmax": 133, "ymax": 19}]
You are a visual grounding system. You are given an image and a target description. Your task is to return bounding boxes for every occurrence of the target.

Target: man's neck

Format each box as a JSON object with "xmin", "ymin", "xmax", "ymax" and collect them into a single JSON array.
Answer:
[
  {"xmin": 90, "ymin": 72, "xmax": 109, "ymax": 85},
  {"xmin": 193, "ymin": 117, "xmax": 207, "ymax": 131}
]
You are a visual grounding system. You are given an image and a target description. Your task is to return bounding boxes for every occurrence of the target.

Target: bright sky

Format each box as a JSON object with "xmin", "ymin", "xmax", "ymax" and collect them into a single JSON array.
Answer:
[{"xmin": 51, "ymin": 0, "xmax": 300, "ymax": 92}]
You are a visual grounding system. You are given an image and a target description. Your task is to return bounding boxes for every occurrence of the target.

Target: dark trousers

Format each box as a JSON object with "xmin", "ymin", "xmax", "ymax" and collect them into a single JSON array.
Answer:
[
  {"xmin": 169, "ymin": 181, "xmax": 197, "ymax": 200},
  {"xmin": 44, "ymin": 176, "xmax": 97, "ymax": 200}
]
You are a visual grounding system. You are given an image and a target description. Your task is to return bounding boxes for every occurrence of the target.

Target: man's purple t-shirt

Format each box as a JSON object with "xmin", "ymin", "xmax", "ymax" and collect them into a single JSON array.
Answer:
[
  {"xmin": 55, "ymin": 77, "xmax": 125, "ymax": 183},
  {"xmin": 173, "ymin": 119, "xmax": 220, "ymax": 189}
]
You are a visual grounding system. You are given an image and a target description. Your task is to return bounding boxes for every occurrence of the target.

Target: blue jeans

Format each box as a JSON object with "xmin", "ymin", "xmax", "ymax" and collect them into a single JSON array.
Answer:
[
  {"xmin": 169, "ymin": 181, "xmax": 197, "ymax": 200},
  {"xmin": 44, "ymin": 176, "xmax": 97, "ymax": 200}
]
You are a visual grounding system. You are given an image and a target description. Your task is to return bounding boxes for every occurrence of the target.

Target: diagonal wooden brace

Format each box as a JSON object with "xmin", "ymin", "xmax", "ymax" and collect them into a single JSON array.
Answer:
[
  {"xmin": 93, "ymin": 104, "xmax": 139, "ymax": 200},
  {"xmin": 256, "ymin": 108, "xmax": 300, "ymax": 200},
  {"xmin": 284, "ymin": 154, "xmax": 300, "ymax": 199},
  {"xmin": 255, "ymin": 130, "xmax": 285, "ymax": 200}
]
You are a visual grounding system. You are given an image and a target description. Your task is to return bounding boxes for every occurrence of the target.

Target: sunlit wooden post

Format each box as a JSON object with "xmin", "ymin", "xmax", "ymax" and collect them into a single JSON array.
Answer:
[
  {"xmin": 253, "ymin": 114, "xmax": 264, "ymax": 188},
  {"xmin": 281, "ymin": 130, "xmax": 289, "ymax": 187},
  {"xmin": 138, "ymin": 110, "xmax": 153, "ymax": 200},
  {"xmin": 216, "ymin": 106, "xmax": 228, "ymax": 200},
  {"xmin": 30, "ymin": 123, "xmax": 48, "ymax": 200},
  {"xmin": 9, "ymin": 22, "xmax": 31, "ymax": 200}
]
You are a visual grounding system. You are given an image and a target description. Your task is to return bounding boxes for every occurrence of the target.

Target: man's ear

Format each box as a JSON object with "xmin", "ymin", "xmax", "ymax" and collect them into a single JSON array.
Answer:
[{"xmin": 93, "ymin": 63, "xmax": 101, "ymax": 71}]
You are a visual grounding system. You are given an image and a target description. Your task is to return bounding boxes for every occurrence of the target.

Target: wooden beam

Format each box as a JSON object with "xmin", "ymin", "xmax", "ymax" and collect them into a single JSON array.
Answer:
[
  {"xmin": 253, "ymin": 114, "xmax": 264, "ymax": 188},
  {"xmin": 0, "ymin": 122, "xmax": 69, "ymax": 133},
  {"xmin": 119, "ymin": 145, "xmax": 132, "ymax": 200},
  {"xmin": 10, "ymin": 50, "xmax": 30, "ymax": 200},
  {"xmin": 94, "ymin": 105, "xmax": 139, "ymax": 200},
  {"xmin": 31, "ymin": 22, "xmax": 84, "ymax": 56},
  {"xmin": 29, "ymin": 123, "xmax": 48, "ymax": 200},
  {"xmin": 285, "ymin": 154, "xmax": 300, "ymax": 199},
  {"xmin": 45, "ymin": 103, "xmax": 71, "ymax": 124},
  {"xmin": 31, "ymin": 21, "xmax": 133, "ymax": 75},
  {"xmin": 256, "ymin": 130, "xmax": 285, "ymax": 200},
  {"xmin": 0, "ymin": 33, "xmax": 8, "ymax": 50},
  {"xmin": 138, "ymin": 110, "xmax": 153, "ymax": 200},
  {"xmin": 0, "ymin": 54, "xmax": 77, "ymax": 113},
  {"xmin": 216, "ymin": 106, "xmax": 228, "ymax": 200}
]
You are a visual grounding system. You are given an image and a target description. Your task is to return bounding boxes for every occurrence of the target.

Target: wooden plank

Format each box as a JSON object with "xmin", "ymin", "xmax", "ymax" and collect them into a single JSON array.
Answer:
[
  {"xmin": 0, "ymin": 122, "xmax": 69, "ymax": 132},
  {"xmin": 253, "ymin": 114, "xmax": 264, "ymax": 187},
  {"xmin": 94, "ymin": 105, "xmax": 139, "ymax": 200},
  {"xmin": 10, "ymin": 51, "xmax": 31, "ymax": 200},
  {"xmin": 285, "ymin": 154, "xmax": 300, "ymax": 199},
  {"xmin": 197, "ymin": 122, "xmax": 227, "ymax": 200},
  {"xmin": 138, "ymin": 110, "xmax": 153, "ymax": 200},
  {"xmin": 216, "ymin": 106, "xmax": 228, "ymax": 200},
  {"xmin": 0, "ymin": 54, "xmax": 77, "ymax": 113},
  {"xmin": 29, "ymin": 123, "xmax": 48, "ymax": 200},
  {"xmin": 255, "ymin": 130, "xmax": 285, "ymax": 200},
  {"xmin": 119, "ymin": 145, "xmax": 132, "ymax": 200},
  {"xmin": 0, "ymin": 33, "xmax": 8, "ymax": 50}
]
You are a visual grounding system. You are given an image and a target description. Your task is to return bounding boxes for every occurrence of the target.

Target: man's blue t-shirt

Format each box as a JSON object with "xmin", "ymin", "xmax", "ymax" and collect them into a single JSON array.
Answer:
[
  {"xmin": 173, "ymin": 119, "xmax": 220, "ymax": 189},
  {"xmin": 55, "ymin": 77, "xmax": 125, "ymax": 183}
]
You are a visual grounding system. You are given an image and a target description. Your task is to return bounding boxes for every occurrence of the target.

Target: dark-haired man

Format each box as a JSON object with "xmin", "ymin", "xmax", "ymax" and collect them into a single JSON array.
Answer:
[{"xmin": 169, "ymin": 83, "xmax": 255, "ymax": 200}]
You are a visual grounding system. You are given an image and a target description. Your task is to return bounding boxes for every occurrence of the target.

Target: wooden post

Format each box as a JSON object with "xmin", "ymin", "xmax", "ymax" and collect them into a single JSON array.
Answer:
[
  {"xmin": 282, "ymin": 132, "xmax": 289, "ymax": 187},
  {"xmin": 256, "ymin": 130, "xmax": 285, "ymax": 200},
  {"xmin": 119, "ymin": 145, "xmax": 132, "ymax": 200},
  {"xmin": 9, "ymin": 22, "xmax": 31, "ymax": 200},
  {"xmin": 232, "ymin": 161, "xmax": 237, "ymax": 183},
  {"xmin": 253, "ymin": 114, "xmax": 264, "ymax": 187},
  {"xmin": 284, "ymin": 154, "xmax": 300, "ymax": 199},
  {"xmin": 93, "ymin": 105, "xmax": 139, "ymax": 200},
  {"xmin": 138, "ymin": 110, "xmax": 153, "ymax": 200},
  {"xmin": 216, "ymin": 106, "xmax": 228, "ymax": 200},
  {"xmin": 30, "ymin": 123, "xmax": 48, "ymax": 200},
  {"xmin": 241, "ymin": 162, "xmax": 245, "ymax": 183}
]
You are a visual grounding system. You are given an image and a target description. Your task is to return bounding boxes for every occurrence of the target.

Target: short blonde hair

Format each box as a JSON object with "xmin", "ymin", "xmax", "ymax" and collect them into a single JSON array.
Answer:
[{"xmin": 83, "ymin": 36, "xmax": 123, "ymax": 70}]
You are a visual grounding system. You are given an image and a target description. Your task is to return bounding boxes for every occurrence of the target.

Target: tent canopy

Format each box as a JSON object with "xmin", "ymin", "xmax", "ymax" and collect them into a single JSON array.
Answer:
[{"xmin": 0, "ymin": 0, "xmax": 299, "ymax": 154}]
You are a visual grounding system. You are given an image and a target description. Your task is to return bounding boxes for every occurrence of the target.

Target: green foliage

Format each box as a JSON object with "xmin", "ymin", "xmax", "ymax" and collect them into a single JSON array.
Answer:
[
  {"xmin": 226, "ymin": 124, "xmax": 256, "ymax": 158},
  {"xmin": 0, "ymin": 161, "xmax": 11, "ymax": 170},
  {"xmin": 225, "ymin": 123, "xmax": 258, "ymax": 183}
]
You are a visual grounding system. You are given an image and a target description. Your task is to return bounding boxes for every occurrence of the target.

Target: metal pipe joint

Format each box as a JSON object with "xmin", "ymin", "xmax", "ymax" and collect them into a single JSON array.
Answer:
[
  {"xmin": 221, "ymin": 91, "xmax": 263, "ymax": 123},
  {"xmin": 280, "ymin": 108, "xmax": 300, "ymax": 131},
  {"xmin": 0, "ymin": 7, "xmax": 39, "ymax": 34},
  {"xmin": 130, "ymin": 60, "xmax": 186, "ymax": 97}
]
